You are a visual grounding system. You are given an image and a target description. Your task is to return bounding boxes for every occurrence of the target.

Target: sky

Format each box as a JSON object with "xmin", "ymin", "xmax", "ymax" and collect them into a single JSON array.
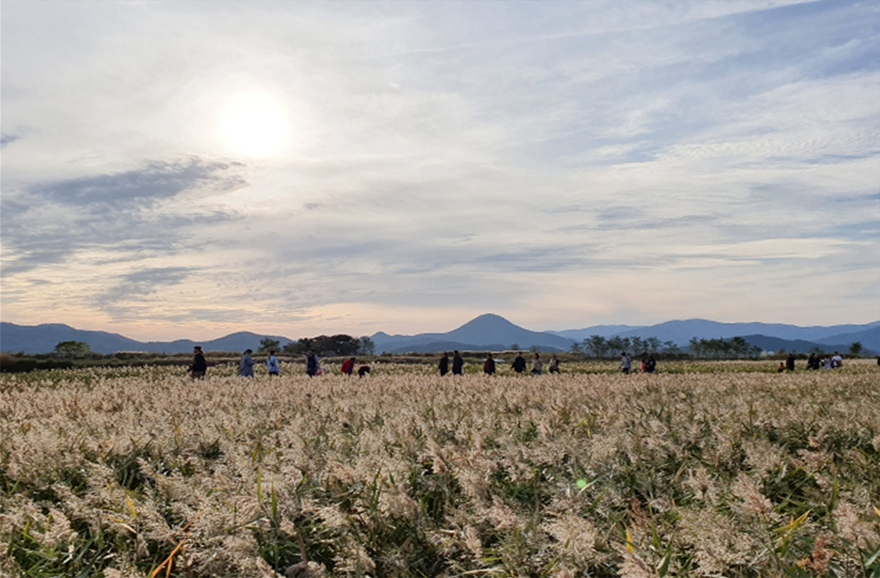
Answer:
[{"xmin": 1, "ymin": 0, "xmax": 878, "ymax": 341}]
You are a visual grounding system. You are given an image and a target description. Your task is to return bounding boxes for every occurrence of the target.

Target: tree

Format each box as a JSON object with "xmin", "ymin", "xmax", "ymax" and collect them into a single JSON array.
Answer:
[
  {"xmin": 258, "ymin": 338, "xmax": 281, "ymax": 353},
  {"xmin": 54, "ymin": 341, "xmax": 91, "ymax": 358},
  {"xmin": 358, "ymin": 336, "xmax": 375, "ymax": 356},
  {"xmin": 849, "ymin": 342, "xmax": 863, "ymax": 357},
  {"xmin": 583, "ymin": 335, "xmax": 608, "ymax": 358}
]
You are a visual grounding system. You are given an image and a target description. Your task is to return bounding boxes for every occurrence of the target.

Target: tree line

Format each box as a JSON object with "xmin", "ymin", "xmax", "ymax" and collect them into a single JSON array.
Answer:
[
  {"xmin": 258, "ymin": 335, "xmax": 375, "ymax": 357},
  {"xmin": 570, "ymin": 335, "xmax": 764, "ymax": 359}
]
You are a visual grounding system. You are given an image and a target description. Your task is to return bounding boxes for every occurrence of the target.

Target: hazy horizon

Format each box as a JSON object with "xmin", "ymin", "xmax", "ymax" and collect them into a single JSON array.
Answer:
[{"xmin": 2, "ymin": 1, "xmax": 878, "ymax": 342}]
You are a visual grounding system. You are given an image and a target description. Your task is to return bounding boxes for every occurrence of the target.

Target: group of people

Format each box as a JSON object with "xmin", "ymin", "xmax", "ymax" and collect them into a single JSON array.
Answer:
[
  {"xmin": 778, "ymin": 351, "xmax": 844, "ymax": 372},
  {"xmin": 188, "ymin": 347, "xmax": 372, "ymax": 379},
  {"xmin": 437, "ymin": 350, "xmax": 561, "ymax": 376},
  {"xmin": 619, "ymin": 352, "xmax": 657, "ymax": 375}
]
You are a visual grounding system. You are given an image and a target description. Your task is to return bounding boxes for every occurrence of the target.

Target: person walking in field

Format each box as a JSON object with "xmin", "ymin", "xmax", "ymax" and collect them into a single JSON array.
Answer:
[
  {"xmin": 267, "ymin": 350, "xmax": 280, "ymax": 376},
  {"xmin": 645, "ymin": 355, "xmax": 656, "ymax": 374},
  {"xmin": 189, "ymin": 346, "xmax": 207, "ymax": 379},
  {"xmin": 238, "ymin": 349, "xmax": 255, "ymax": 377},
  {"xmin": 483, "ymin": 353, "xmax": 496, "ymax": 375},
  {"xmin": 341, "ymin": 357, "xmax": 356, "ymax": 376},
  {"xmin": 786, "ymin": 352, "xmax": 796, "ymax": 372},
  {"xmin": 531, "ymin": 352, "xmax": 543, "ymax": 376},
  {"xmin": 306, "ymin": 350, "xmax": 320, "ymax": 377},
  {"xmin": 548, "ymin": 354, "xmax": 560, "ymax": 374},
  {"xmin": 452, "ymin": 350, "xmax": 464, "ymax": 375},
  {"xmin": 512, "ymin": 352, "xmax": 526, "ymax": 375},
  {"xmin": 620, "ymin": 352, "xmax": 632, "ymax": 375},
  {"xmin": 438, "ymin": 352, "xmax": 450, "ymax": 376}
]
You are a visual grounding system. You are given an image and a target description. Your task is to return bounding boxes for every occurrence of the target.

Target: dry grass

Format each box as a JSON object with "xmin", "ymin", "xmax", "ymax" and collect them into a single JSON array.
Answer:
[{"xmin": 1, "ymin": 361, "xmax": 879, "ymax": 577}]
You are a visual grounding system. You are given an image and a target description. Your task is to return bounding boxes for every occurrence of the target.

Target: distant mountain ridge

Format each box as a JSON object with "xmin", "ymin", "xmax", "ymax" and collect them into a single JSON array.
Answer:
[
  {"xmin": 0, "ymin": 323, "xmax": 292, "ymax": 355},
  {"xmin": 1, "ymin": 315, "xmax": 877, "ymax": 355}
]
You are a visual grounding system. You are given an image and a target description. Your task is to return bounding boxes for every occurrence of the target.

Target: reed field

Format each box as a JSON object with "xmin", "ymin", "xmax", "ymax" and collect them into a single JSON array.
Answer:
[{"xmin": 1, "ymin": 360, "xmax": 878, "ymax": 578}]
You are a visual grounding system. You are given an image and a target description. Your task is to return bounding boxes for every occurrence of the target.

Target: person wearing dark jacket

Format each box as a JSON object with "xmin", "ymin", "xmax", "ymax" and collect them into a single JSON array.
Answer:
[
  {"xmin": 189, "ymin": 346, "xmax": 207, "ymax": 379},
  {"xmin": 785, "ymin": 352, "xmax": 796, "ymax": 372},
  {"xmin": 483, "ymin": 353, "xmax": 496, "ymax": 375},
  {"xmin": 306, "ymin": 350, "xmax": 319, "ymax": 377},
  {"xmin": 512, "ymin": 352, "xmax": 526, "ymax": 375},
  {"xmin": 452, "ymin": 351, "xmax": 464, "ymax": 375},
  {"xmin": 439, "ymin": 352, "xmax": 450, "ymax": 376}
]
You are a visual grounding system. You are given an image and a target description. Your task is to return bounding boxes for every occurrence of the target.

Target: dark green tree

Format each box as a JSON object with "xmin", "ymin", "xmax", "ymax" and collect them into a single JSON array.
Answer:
[
  {"xmin": 258, "ymin": 338, "xmax": 281, "ymax": 353},
  {"xmin": 849, "ymin": 342, "xmax": 863, "ymax": 357},
  {"xmin": 54, "ymin": 341, "xmax": 91, "ymax": 358}
]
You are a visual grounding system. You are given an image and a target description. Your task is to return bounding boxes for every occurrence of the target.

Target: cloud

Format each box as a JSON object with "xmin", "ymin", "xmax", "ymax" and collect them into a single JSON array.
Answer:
[
  {"xmin": 32, "ymin": 158, "xmax": 245, "ymax": 206},
  {"xmin": 1, "ymin": 158, "xmax": 245, "ymax": 274},
  {"xmin": 0, "ymin": 133, "xmax": 22, "ymax": 148}
]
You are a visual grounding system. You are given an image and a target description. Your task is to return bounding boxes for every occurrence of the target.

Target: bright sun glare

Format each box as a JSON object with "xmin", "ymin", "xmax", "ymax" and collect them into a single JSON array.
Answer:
[{"xmin": 217, "ymin": 92, "xmax": 291, "ymax": 158}]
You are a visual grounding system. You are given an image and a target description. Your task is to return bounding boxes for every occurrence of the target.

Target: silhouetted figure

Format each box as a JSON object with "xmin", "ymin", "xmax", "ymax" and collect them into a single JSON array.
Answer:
[
  {"xmin": 786, "ymin": 353, "xmax": 795, "ymax": 372},
  {"xmin": 438, "ymin": 352, "xmax": 449, "ymax": 376},
  {"xmin": 452, "ymin": 351, "xmax": 464, "ymax": 375},
  {"xmin": 306, "ymin": 350, "xmax": 320, "ymax": 377},
  {"xmin": 358, "ymin": 365, "xmax": 370, "ymax": 377},
  {"xmin": 483, "ymin": 353, "xmax": 495, "ymax": 375},
  {"xmin": 512, "ymin": 352, "xmax": 526, "ymax": 375},
  {"xmin": 189, "ymin": 346, "xmax": 207, "ymax": 379},
  {"xmin": 238, "ymin": 349, "xmax": 255, "ymax": 377},
  {"xmin": 645, "ymin": 356, "xmax": 656, "ymax": 374},
  {"xmin": 807, "ymin": 353, "xmax": 820, "ymax": 370}
]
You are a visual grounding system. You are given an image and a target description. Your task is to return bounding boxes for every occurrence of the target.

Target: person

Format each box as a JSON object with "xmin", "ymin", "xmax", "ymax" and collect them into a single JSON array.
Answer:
[
  {"xmin": 548, "ymin": 354, "xmax": 560, "ymax": 374},
  {"xmin": 189, "ymin": 346, "xmax": 207, "ymax": 379},
  {"xmin": 452, "ymin": 350, "xmax": 464, "ymax": 376},
  {"xmin": 831, "ymin": 352, "xmax": 843, "ymax": 368},
  {"xmin": 807, "ymin": 352, "xmax": 819, "ymax": 370},
  {"xmin": 777, "ymin": 362, "xmax": 785, "ymax": 373},
  {"xmin": 483, "ymin": 353, "xmax": 495, "ymax": 376},
  {"xmin": 786, "ymin": 352, "xmax": 795, "ymax": 372},
  {"xmin": 438, "ymin": 352, "xmax": 449, "ymax": 376},
  {"xmin": 512, "ymin": 352, "xmax": 526, "ymax": 375},
  {"xmin": 620, "ymin": 352, "xmax": 632, "ymax": 375},
  {"xmin": 645, "ymin": 355, "xmax": 656, "ymax": 374},
  {"xmin": 531, "ymin": 352, "xmax": 543, "ymax": 376},
  {"xmin": 267, "ymin": 350, "xmax": 280, "ymax": 376},
  {"xmin": 238, "ymin": 349, "xmax": 255, "ymax": 377},
  {"xmin": 823, "ymin": 356, "xmax": 832, "ymax": 370},
  {"xmin": 640, "ymin": 358, "xmax": 647, "ymax": 373},
  {"xmin": 357, "ymin": 365, "xmax": 371, "ymax": 377},
  {"xmin": 341, "ymin": 357, "xmax": 356, "ymax": 376},
  {"xmin": 306, "ymin": 350, "xmax": 320, "ymax": 377},
  {"xmin": 877, "ymin": 355, "xmax": 880, "ymax": 368}
]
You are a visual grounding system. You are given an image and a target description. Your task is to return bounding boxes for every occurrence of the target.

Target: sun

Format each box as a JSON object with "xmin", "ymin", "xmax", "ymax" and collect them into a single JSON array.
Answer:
[{"xmin": 216, "ymin": 92, "xmax": 291, "ymax": 158}]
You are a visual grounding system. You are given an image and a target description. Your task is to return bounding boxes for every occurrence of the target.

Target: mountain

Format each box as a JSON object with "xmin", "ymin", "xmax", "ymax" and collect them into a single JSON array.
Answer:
[
  {"xmin": 550, "ymin": 325, "xmax": 645, "ymax": 341},
  {"xmin": 4, "ymin": 315, "xmax": 878, "ymax": 356},
  {"xmin": 0, "ymin": 322, "xmax": 292, "ymax": 354},
  {"xmin": 740, "ymin": 335, "xmax": 875, "ymax": 356},
  {"xmin": 371, "ymin": 314, "xmax": 576, "ymax": 353},
  {"xmin": 556, "ymin": 319, "xmax": 880, "ymax": 348},
  {"xmin": 816, "ymin": 326, "xmax": 880, "ymax": 352}
]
